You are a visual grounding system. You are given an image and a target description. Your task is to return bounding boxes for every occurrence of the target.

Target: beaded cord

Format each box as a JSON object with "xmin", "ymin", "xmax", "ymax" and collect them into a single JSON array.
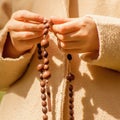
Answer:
[
  {"xmin": 37, "ymin": 20, "xmax": 75, "ymax": 120},
  {"xmin": 37, "ymin": 20, "xmax": 51, "ymax": 120},
  {"xmin": 66, "ymin": 54, "xmax": 75, "ymax": 120}
]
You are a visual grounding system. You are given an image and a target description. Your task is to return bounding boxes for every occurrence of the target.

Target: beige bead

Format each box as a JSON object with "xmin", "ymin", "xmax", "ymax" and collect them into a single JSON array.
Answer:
[
  {"xmin": 43, "ymin": 71, "xmax": 51, "ymax": 79},
  {"xmin": 41, "ymin": 39, "xmax": 49, "ymax": 48},
  {"xmin": 37, "ymin": 64, "xmax": 44, "ymax": 71}
]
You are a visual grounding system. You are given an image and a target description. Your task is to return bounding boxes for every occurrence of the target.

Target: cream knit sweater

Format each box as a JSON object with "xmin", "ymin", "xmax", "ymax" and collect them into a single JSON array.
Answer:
[{"xmin": 0, "ymin": 0, "xmax": 120, "ymax": 120}]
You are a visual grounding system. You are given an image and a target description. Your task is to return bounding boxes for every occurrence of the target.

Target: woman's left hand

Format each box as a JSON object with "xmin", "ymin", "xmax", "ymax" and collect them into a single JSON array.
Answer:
[{"xmin": 51, "ymin": 16, "xmax": 99, "ymax": 53}]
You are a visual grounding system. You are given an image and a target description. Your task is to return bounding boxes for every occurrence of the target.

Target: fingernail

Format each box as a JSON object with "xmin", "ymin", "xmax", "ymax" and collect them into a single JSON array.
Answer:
[
  {"xmin": 43, "ymin": 28, "xmax": 48, "ymax": 35},
  {"xmin": 45, "ymin": 23, "xmax": 50, "ymax": 28},
  {"xmin": 43, "ymin": 18, "xmax": 48, "ymax": 24},
  {"xmin": 60, "ymin": 42, "xmax": 65, "ymax": 48},
  {"xmin": 39, "ymin": 17, "xmax": 44, "ymax": 22}
]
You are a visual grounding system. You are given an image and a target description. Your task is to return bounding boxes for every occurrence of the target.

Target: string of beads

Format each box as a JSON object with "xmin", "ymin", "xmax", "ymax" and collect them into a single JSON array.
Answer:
[
  {"xmin": 37, "ymin": 20, "xmax": 51, "ymax": 120},
  {"xmin": 37, "ymin": 20, "xmax": 75, "ymax": 120},
  {"xmin": 66, "ymin": 54, "xmax": 75, "ymax": 120}
]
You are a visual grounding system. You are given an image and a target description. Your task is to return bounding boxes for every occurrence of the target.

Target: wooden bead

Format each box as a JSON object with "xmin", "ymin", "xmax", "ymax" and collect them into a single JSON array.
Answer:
[
  {"xmin": 45, "ymin": 22, "xmax": 50, "ymax": 29},
  {"xmin": 41, "ymin": 94, "xmax": 46, "ymax": 100},
  {"xmin": 42, "ymin": 107, "xmax": 47, "ymax": 114},
  {"xmin": 43, "ymin": 114, "xmax": 48, "ymax": 120},
  {"xmin": 37, "ymin": 64, "xmax": 44, "ymax": 72},
  {"xmin": 69, "ymin": 109, "xmax": 74, "ymax": 115},
  {"xmin": 41, "ymin": 39, "xmax": 49, "ymax": 48},
  {"xmin": 39, "ymin": 73, "xmax": 43, "ymax": 80},
  {"xmin": 69, "ymin": 116, "xmax": 74, "ymax": 120},
  {"xmin": 40, "ymin": 81, "xmax": 45, "ymax": 87},
  {"xmin": 69, "ymin": 104, "xmax": 74, "ymax": 109},
  {"xmin": 38, "ymin": 54, "xmax": 42, "ymax": 59},
  {"xmin": 69, "ymin": 91, "xmax": 73, "ymax": 97},
  {"xmin": 41, "ymin": 87, "xmax": 45, "ymax": 94},
  {"xmin": 44, "ymin": 64, "xmax": 49, "ymax": 70},
  {"xmin": 67, "ymin": 54, "xmax": 72, "ymax": 60},
  {"xmin": 66, "ymin": 73, "xmax": 75, "ymax": 82},
  {"xmin": 45, "ymin": 80, "xmax": 49, "ymax": 84},
  {"xmin": 43, "ymin": 71, "xmax": 51, "ymax": 79},
  {"xmin": 42, "ymin": 108, "xmax": 47, "ymax": 114},
  {"xmin": 42, "ymin": 101, "xmax": 47, "ymax": 107},
  {"xmin": 43, "ymin": 58, "xmax": 49, "ymax": 64},
  {"xmin": 69, "ymin": 98, "xmax": 74, "ymax": 103},
  {"xmin": 37, "ymin": 43, "xmax": 41, "ymax": 49},
  {"xmin": 38, "ymin": 49, "xmax": 42, "ymax": 54},
  {"xmin": 43, "ymin": 50, "xmax": 48, "ymax": 58},
  {"xmin": 69, "ymin": 84, "xmax": 73, "ymax": 91},
  {"xmin": 44, "ymin": 29, "xmax": 48, "ymax": 35},
  {"xmin": 43, "ymin": 19, "xmax": 48, "ymax": 24}
]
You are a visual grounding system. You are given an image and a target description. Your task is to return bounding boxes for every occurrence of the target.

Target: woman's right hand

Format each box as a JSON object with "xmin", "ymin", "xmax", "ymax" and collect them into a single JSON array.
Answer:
[{"xmin": 4, "ymin": 10, "xmax": 47, "ymax": 58}]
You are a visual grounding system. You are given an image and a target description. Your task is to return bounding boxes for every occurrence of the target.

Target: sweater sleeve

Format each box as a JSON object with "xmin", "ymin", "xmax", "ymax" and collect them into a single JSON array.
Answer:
[
  {"xmin": 0, "ymin": 48, "xmax": 35, "ymax": 90},
  {"xmin": 0, "ymin": 0, "xmax": 35, "ymax": 89},
  {"xmin": 81, "ymin": 15, "xmax": 120, "ymax": 72},
  {"xmin": 0, "ymin": 28, "xmax": 36, "ymax": 90}
]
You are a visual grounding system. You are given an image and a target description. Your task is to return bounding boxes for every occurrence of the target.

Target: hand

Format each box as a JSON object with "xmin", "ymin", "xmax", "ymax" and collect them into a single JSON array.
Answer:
[
  {"xmin": 51, "ymin": 16, "xmax": 99, "ymax": 53},
  {"xmin": 4, "ymin": 10, "xmax": 48, "ymax": 57}
]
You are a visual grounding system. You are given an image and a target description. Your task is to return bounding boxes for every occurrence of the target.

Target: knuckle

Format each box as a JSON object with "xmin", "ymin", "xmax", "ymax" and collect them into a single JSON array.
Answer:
[
  {"xmin": 82, "ymin": 16, "xmax": 93, "ymax": 25},
  {"xmin": 57, "ymin": 34, "xmax": 65, "ymax": 41},
  {"xmin": 81, "ymin": 30, "xmax": 89, "ymax": 37},
  {"xmin": 7, "ymin": 21, "xmax": 13, "ymax": 31},
  {"xmin": 37, "ymin": 24, "xmax": 44, "ymax": 30},
  {"xmin": 23, "ymin": 33, "xmax": 30, "ymax": 38},
  {"xmin": 58, "ymin": 26, "xmax": 66, "ymax": 34},
  {"xmin": 12, "ymin": 10, "xmax": 28, "ymax": 19},
  {"xmin": 24, "ymin": 33, "xmax": 33, "ymax": 38},
  {"xmin": 61, "ymin": 43, "xmax": 66, "ymax": 49},
  {"xmin": 22, "ymin": 24, "xmax": 28, "ymax": 30},
  {"xmin": 61, "ymin": 36, "xmax": 65, "ymax": 41},
  {"xmin": 7, "ymin": 24, "xmax": 12, "ymax": 31},
  {"xmin": 78, "ymin": 31, "xmax": 89, "ymax": 39}
]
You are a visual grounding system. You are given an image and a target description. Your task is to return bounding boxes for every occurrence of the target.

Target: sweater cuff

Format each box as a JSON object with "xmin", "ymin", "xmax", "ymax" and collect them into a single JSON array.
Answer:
[
  {"xmin": 0, "ymin": 46, "xmax": 35, "ymax": 89},
  {"xmin": 81, "ymin": 15, "xmax": 120, "ymax": 71},
  {"xmin": 0, "ymin": 26, "xmax": 35, "ymax": 89}
]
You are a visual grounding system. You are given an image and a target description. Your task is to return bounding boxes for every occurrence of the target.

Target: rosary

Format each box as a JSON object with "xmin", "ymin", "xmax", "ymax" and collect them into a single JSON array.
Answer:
[{"xmin": 37, "ymin": 20, "xmax": 75, "ymax": 120}]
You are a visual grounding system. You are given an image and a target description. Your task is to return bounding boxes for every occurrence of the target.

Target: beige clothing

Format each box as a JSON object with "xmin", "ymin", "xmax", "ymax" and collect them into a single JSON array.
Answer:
[{"xmin": 0, "ymin": 0, "xmax": 120, "ymax": 120}]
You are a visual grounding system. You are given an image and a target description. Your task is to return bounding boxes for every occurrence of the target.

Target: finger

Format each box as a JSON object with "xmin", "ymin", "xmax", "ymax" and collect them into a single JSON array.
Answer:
[
  {"xmin": 59, "ymin": 41, "xmax": 84, "ymax": 50},
  {"xmin": 50, "ymin": 16, "xmax": 74, "ymax": 24},
  {"xmin": 8, "ymin": 20, "xmax": 46, "ymax": 32},
  {"xmin": 16, "ymin": 37, "xmax": 43, "ymax": 52},
  {"xmin": 59, "ymin": 41, "xmax": 94, "ymax": 53},
  {"xmin": 11, "ymin": 30, "xmax": 47, "ymax": 41},
  {"xmin": 12, "ymin": 10, "xmax": 44, "ymax": 23},
  {"xmin": 52, "ymin": 20, "xmax": 81, "ymax": 34},
  {"xmin": 22, "ymin": 37, "xmax": 43, "ymax": 46},
  {"xmin": 58, "ymin": 41, "xmax": 81, "ymax": 53},
  {"xmin": 56, "ymin": 30, "xmax": 83, "ymax": 42}
]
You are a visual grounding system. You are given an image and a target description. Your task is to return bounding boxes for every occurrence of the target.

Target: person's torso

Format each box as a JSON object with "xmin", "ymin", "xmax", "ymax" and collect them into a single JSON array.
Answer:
[{"xmin": 1, "ymin": 0, "xmax": 120, "ymax": 120}]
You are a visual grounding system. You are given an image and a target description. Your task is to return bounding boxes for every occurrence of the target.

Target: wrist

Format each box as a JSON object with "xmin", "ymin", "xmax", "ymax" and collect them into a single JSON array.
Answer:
[{"xmin": 3, "ymin": 33, "xmax": 25, "ymax": 58}]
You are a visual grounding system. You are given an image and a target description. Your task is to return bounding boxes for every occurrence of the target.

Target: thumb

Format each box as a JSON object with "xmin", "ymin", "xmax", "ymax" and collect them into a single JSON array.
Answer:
[{"xmin": 50, "ymin": 16, "xmax": 71, "ymax": 24}]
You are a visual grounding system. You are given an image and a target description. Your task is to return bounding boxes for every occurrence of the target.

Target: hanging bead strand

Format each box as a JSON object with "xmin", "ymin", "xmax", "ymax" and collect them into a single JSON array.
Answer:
[
  {"xmin": 66, "ymin": 54, "xmax": 75, "ymax": 120},
  {"xmin": 37, "ymin": 20, "xmax": 51, "ymax": 120}
]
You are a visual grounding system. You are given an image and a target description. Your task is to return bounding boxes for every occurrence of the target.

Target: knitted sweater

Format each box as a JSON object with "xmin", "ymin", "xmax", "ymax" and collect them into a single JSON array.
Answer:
[{"xmin": 0, "ymin": 0, "xmax": 120, "ymax": 120}]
